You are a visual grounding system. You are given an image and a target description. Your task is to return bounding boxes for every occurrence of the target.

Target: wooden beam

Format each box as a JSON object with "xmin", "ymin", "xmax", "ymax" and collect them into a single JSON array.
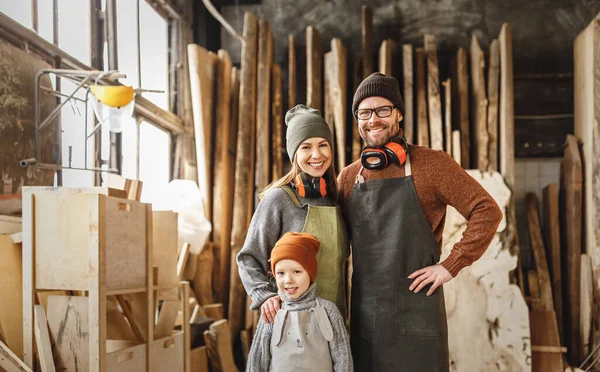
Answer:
[
  {"xmin": 425, "ymin": 34, "xmax": 443, "ymax": 151},
  {"xmin": 453, "ymin": 48, "xmax": 470, "ymax": 168},
  {"xmin": 378, "ymin": 39, "xmax": 394, "ymax": 76},
  {"xmin": 33, "ymin": 305, "xmax": 55, "ymax": 372},
  {"xmin": 256, "ymin": 19, "xmax": 273, "ymax": 193},
  {"xmin": 271, "ymin": 64, "xmax": 284, "ymax": 180},
  {"xmin": 229, "ymin": 11, "xmax": 257, "ymax": 345},
  {"xmin": 542, "ymin": 184, "xmax": 562, "ymax": 340},
  {"xmin": 415, "ymin": 48, "xmax": 429, "ymax": 147},
  {"xmin": 499, "ymin": 23, "xmax": 515, "ymax": 186},
  {"xmin": 306, "ymin": 26, "xmax": 322, "ymax": 112},
  {"xmin": 0, "ymin": 341, "xmax": 32, "ymax": 372},
  {"xmin": 560, "ymin": 134, "xmax": 583, "ymax": 365},
  {"xmin": 470, "ymin": 34, "xmax": 488, "ymax": 171},
  {"xmin": 361, "ymin": 5, "xmax": 373, "ymax": 79},
  {"xmin": 402, "ymin": 44, "xmax": 414, "ymax": 144},
  {"xmin": 487, "ymin": 39, "xmax": 500, "ymax": 172},
  {"xmin": 288, "ymin": 34, "xmax": 296, "ymax": 110},
  {"xmin": 443, "ymin": 78, "xmax": 452, "ymax": 155},
  {"xmin": 194, "ymin": 242, "xmax": 215, "ymax": 306},
  {"xmin": 326, "ymin": 38, "xmax": 348, "ymax": 169}
]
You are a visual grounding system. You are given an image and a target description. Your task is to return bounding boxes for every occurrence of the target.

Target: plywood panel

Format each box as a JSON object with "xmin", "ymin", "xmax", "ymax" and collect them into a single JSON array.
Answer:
[
  {"xmin": 46, "ymin": 296, "xmax": 89, "ymax": 371},
  {"xmin": 151, "ymin": 333, "xmax": 184, "ymax": 372},
  {"xmin": 425, "ymin": 34, "xmax": 443, "ymax": 151},
  {"xmin": 105, "ymin": 343, "xmax": 146, "ymax": 372},
  {"xmin": 0, "ymin": 235, "xmax": 22, "ymax": 359}
]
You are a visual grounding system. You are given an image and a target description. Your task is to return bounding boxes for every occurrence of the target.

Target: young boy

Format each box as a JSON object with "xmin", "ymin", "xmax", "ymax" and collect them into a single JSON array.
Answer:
[{"xmin": 246, "ymin": 232, "xmax": 353, "ymax": 372}]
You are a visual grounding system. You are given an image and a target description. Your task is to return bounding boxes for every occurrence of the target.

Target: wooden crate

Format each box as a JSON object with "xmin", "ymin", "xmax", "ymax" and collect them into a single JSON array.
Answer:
[{"xmin": 151, "ymin": 332, "xmax": 185, "ymax": 372}]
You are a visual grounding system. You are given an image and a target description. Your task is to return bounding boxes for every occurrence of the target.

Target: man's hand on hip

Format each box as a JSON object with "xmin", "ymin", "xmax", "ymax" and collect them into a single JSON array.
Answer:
[{"xmin": 408, "ymin": 264, "xmax": 452, "ymax": 296}]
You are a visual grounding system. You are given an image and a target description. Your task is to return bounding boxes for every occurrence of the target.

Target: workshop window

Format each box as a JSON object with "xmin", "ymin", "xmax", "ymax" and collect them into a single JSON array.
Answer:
[
  {"xmin": 0, "ymin": 2, "xmax": 32, "ymax": 29},
  {"xmin": 138, "ymin": 121, "xmax": 171, "ymax": 203}
]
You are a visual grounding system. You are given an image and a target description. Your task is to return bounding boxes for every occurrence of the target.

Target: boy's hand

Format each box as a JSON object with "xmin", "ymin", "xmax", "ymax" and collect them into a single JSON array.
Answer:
[
  {"xmin": 261, "ymin": 296, "xmax": 281, "ymax": 323},
  {"xmin": 408, "ymin": 264, "xmax": 452, "ymax": 296}
]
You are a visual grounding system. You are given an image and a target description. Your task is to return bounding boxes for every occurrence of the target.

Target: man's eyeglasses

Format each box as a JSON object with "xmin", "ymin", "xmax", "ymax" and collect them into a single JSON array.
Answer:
[{"xmin": 355, "ymin": 105, "xmax": 395, "ymax": 120}]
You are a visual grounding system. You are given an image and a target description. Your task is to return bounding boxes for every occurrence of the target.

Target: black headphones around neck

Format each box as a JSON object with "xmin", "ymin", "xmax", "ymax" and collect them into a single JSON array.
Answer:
[
  {"xmin": 292, "ymin": 172, "xmax": 332, "ymax": 198},
  {"xmin": 360, "ymin": 136, "xmax": 408, "ymax": 170}
]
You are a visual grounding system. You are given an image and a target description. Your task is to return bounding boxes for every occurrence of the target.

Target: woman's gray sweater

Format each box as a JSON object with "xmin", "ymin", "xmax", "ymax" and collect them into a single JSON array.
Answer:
[{"xmin": 236, "ymin": 186, "xmax": 335, "ymax": 310}]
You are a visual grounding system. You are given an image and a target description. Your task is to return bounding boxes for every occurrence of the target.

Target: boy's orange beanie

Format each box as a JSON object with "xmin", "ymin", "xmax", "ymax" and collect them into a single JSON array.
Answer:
[{"xmin": 270, "ymin": 232, "xmax": 320, "ymax": 282}]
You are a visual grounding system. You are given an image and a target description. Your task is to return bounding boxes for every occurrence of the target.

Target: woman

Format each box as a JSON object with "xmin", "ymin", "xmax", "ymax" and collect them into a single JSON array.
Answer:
[{"xmin": 237, "ymin": 104, "xmax": 349, "ymax": 324}]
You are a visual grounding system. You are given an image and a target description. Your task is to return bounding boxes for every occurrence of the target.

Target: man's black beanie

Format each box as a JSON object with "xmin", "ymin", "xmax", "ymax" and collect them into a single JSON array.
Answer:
[{"xmin": 352, "ymin": 72, "xmax": 405, "ymax": 118}]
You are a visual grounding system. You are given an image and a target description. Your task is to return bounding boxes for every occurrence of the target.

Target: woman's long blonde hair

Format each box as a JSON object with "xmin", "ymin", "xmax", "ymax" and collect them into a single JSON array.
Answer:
[{"xmin": 259, "ymin": 156, "xmax": 338, "ymax": 201}]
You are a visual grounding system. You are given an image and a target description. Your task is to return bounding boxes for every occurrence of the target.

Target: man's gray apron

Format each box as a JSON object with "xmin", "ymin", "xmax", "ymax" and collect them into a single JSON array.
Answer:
[
  {"xmin": 282, "ymin": 186, "xmax": 349, "ymax": 317},
  {"xmin": 348, "ymin": 154, "xmax": 449, "ymax": 371},
  {"xmin": 270, "ymin": 299, "xmax": 334, "ymax": 371}
]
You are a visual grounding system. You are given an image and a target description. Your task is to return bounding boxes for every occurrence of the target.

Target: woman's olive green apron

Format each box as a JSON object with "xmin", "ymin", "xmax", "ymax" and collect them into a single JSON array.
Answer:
[
  {"xmin": 348, "ymin": 155, "xmax": 449, "ymax": 371},
  {"xmin": 282, "ymin": 186, "xmax": 349, "ymax": 317}
]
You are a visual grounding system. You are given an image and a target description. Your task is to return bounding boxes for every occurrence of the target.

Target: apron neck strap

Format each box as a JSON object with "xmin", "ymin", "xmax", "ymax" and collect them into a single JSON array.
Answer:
[{"xmin": 355, "ymin": 153, "xmax": 412, "ymax": 184}]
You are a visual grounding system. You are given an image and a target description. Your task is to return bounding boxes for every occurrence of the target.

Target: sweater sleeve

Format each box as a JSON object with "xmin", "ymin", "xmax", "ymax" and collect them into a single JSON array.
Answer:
[
  {"xmin": 433, "ymin": 151, "xmax": 503, "ymax": 276},
  {"xmin": 324, "ymin": 302, "xmax": 354, "ymax": 372},
  {"xmin": 246, "ymin": 317, "xmax": 273, "ymax": 372},
  {"xmin": 236, "ymin": 189, "xmax": 286, "ymax": 310}
]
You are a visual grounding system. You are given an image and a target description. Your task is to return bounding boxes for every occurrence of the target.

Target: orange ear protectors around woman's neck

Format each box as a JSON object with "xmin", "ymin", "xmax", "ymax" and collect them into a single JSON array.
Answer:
[
  {"xmin": 360, "ymin": 136, "xmax": 408, "ymax": 170},
  {"xmin": 293, "ymin": 172, "xmax": 330, "ymax": 198}
]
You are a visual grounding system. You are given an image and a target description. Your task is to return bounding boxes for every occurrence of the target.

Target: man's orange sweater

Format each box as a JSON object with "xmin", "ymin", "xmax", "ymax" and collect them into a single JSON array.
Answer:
[{"xmin": 337, "ymin": 145, "xmax": 503, "ymax": 277}]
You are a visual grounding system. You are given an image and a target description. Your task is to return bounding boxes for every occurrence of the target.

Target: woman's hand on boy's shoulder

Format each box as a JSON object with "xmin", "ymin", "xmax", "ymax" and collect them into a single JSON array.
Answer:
[{"xmin": 261, "ymin": 295, "xmax": 282, "ymax": 323}]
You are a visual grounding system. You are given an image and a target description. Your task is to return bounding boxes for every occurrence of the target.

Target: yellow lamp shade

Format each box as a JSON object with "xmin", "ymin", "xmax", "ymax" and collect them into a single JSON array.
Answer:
[{"xmin": 89, "ymin": 85, "xmax": 135, "ymax": 108}]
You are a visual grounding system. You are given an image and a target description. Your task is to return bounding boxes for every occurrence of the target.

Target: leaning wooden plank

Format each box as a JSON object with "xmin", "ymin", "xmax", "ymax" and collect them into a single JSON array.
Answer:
[
  {"xmin": 415, "ymin": 48, "xmax": 429, "ymax": 147},
  {"xmin": 327, "ymin": 38, "xmax": 348, "ymax": 169},
  {"xmin": 116, "ymin": 295, "xmax": 146, "ymax": 343},
  {"xmin": 402, "ymin": 45, "xmax": 414, "ymax": 144},
  {"xmin": 378, "ymin": 39, "xmax": 394, "ymax": 76},
  {"xmin": 106, "ymin": 296, "xmax": 137, "ymax": 341},
  {"xmin": 33, "ymin": 305, "xmax": 55, "ymax": 372},
  {"xmin": 306, "ymin": 26, "xmax": 322, "ymax": 112},
  {"xmin": 212, "ymin": 50, "xmax": 233, "ymax": 306},
  {"xmin": 188, "ymin": 44, "xmax": 218, "ymax": 222},
  {"xmin": 190, "ymin": 346, "xmax": 209, "ymax": 372},
  {"xmin": 530, "ymin": 310, "xmax": 563, "ymax": 372},
  {"xmin": 229, "ymin": 12, "xmax": 258, "ymax": 344},
  {"xmin": 351, "ymin": 53, "xmax": 362, "ymax": 161},
  {"xmin": 543, "ymin": 184, "xmax": 562, "ymax": 340},
  {"xmin": 0, "ymin": 215, "xmax": 21, "ymax": 235},
  {"xmin": 0, "ymin": 234, "xmax": 23, "ymax": 359},
  {"xmin": 271, "ymin": 63, "xmax": 284, "ymax": 180},
  {"xmin": 155, "ymin": 300, "xmax": 180, "ymax": 340},
  {"xmin": 324, "ymin": 52, "xmax": 334, "ymax": 132},
  {"xmin": 203, "ymin": 304, "xmax": 224, "ymax": 321},
  {"xmin": 425, "ymin": 34, "xmax": 443, "ymax": 151},
  {"xmin": 361, "ymin": 5, "xmax": 373, "ymax": 79},
  {"xmin": 46, "ymin": 296, "xmax": 89, "ymax": 371},
  {"xmin": 123, "ymin": 179, "xmax": 143, "ymax": 202},
  {"xmin": 487, "ymin": 39, "xmax": 500, "ymax": 172},
  {"xmin": 470, "ymin": 34, "xmax": 488, "ymax": 171},
  {"xmin": 256, "ymin": 19, "xmax": 273, "ymax": 193},
  {"xmin": 153, "ymin": 211, "xmax": 179, "ymax": 287},
  {"xmin": 499, "ymin": 23, "xmax": 515, "ymax": 187},
  {"xmin": 443, "ymin": 78, "xmax": 452, "ymax": 155},
  {"xmin": 203, "ymin": 319, "xmax": 238, "ymax": 372},
  {"xmin": 451, "ymin": 130, "xmax": 461, "ymax": 166},
  {"xmin": 193, "ymin": 242, "xmax": 215, "ymax": 305},
  {"xmin": 560, "ymin": 134, "xmax": 583, "ymax": 365},
  {"xmin": 453, "ymin": 48, "xmax": 470, "ymax": 167},
  {"xmin": 574, "ymin": 14, "xmax": 600, "ymax": 360},
  {"xmin": 0, "ymin": 341, "xmax": 32, "ymax": 372},
  {"xmin": 580, "ymin": 253, "xmax": 593, "ymax": 358},
  {"xmin": 177, "ymin": 242, "xmax": 191, "ymax": 281},
  {"xmin": 526, "ymin": 193, "xmax": 554, "ymax": 311},
  {"xmin": 288, "ymin": 34, "xmax": 296, "ymax": 110}
]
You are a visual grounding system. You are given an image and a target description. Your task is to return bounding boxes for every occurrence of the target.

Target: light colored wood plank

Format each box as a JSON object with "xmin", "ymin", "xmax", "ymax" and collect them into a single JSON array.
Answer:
[
  {"xmin": 188, "ymin": 44, "xmax": 217, "ymax": 223},
  {"xmin": 177, "ymin": 242, "xmax": 191, "ymax": 281},
  {"xmin": 271, "ymin": 63, "xmax": 284, "ymax": 180},
  {"xmin": 443, "ymin": 78, "xmax": 452, "ymax": 155},
  {"xmin": 116, "ymin": 295, "xmax": 146, "ymax": 343},
  {"xmin": 306, "ymin": 25, "xmax": 322, "ymax": 112},
  {"xmin": 203, "ymin": 304, "xmax": 224, "ymax": 320},
  {"xmin": 33, "ymin": 305, "xmax": 55, "ymax": 372},
  {"xmin": 560, "ymin": 134, "xmax": 583, "ymax": 365},
  {"xmin": 326, "ymin": 38, "xmax": 348, "ymax": 169},
  {"xmin": 453, "ymin": 48, "xmax": 470, "ymax": 167},
  {"xmin": 530, "ymin": 311, "xmax": 563, "ymax": 372},
  {"xmin": 378, "ymin": 39, "xmax": 394, "ymax": 76},
  {"xmin": 352, "ymin": 53, "xmax": 362, "ymax": 161},
  {"xmin": 256, "ymin": 19, "xmax": 273, "ymax": 193},
  {"xmin": 487, "ymin": 39, "xmax": 500, "ymax": 172},
  {"xmin": 542, "ymin": 184, "xmax": 562, "ymax": 340},
  {"xmin": 106, "ymin": 296, "xmax": 137, "ymax": 341},
  {"xmin": 0, "ymin": 215, "xmax": 21, "ymax": 235},
  {"xmin": 580, "ymin": 253, "xmax": 593, "ymax": 358},
  {"xmin": 526, "ymin": 193, "xmax": 554, "ymax": 311},
  {"xmin": 0, "ymin": 235, "xmax": 23, "ymax": 359},
  {"xmin": 288, "ymin": 34, "xmax": 296, "ymax": 110},
  {"xmin": 361, "ymin": 5, "xmax": 373, "ymax": 79},
  {"xmin": 190, "ymin": 346, "xmax": 208, "ymax": 372},
  {"xmin": 193, "ymin": 242, "xmax": 214, "ymax": 306},
  {"xmin": 229, "ymin": 12, "xmax": 258, "ymax": 343},
  {"xmin": 470, "ymin": 34, "xmax": 488, "ymax": 171},
  {"xmin": 155, "ymin": 300, "xmax": 180, "ymax": 340},
  {"xmin": 415, "ymin": 48, "xmax": 429, "ymax": 147},
  {"xmin": 499, "ymin": 23, "xmax": 515, "ymax": 186},
  {"xmin": 0, "ymin": 341, "xmax": 32, "ymax": 372},
  {"xmin": 46, "ymin": 295, "xmax": 89, "ymax": 371},
  {"xmin": 451, "ymin": 130, "xmax": 461, "ymax": 166},
  {"xmin": 153, "ymin": 211, "xmax": 179, "ymax": 287},
  {"xmin": 425, "ymin": 34, "xmax": 443, "ymax": 150},
  {"xmin": 105, "ymin": 342, "xmax": 146, "ymax": 371},
  {"xmin": 151, "ymin": 333, "xmax": 184, "ymax": 372},
  {"xmin": 181, "ymin": 282, "xmax": 192, "ymax": 372},
  {"xmin": 402, "ymin": 44, "xmax": 414, "ymax": 144}
]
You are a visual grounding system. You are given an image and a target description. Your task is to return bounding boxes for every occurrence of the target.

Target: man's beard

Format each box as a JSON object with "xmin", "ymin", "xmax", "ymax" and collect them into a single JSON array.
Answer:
[{"xmin": 362, "ymin": 125, "xmax": 400, "ymax": 147}]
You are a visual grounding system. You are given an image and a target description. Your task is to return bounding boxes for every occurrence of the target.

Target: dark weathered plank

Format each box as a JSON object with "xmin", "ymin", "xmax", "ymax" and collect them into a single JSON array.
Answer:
[
  {"xmin": 271, "ymin": 64, "xmax": 284, "ymax": 180},
  {"xmin": 361, "ymin": 5, "xmax": 373, "ymax": 79},
  {"xmin": 288, "ymin": 34, "xmax": 296, "ymax": 110},
  {"xmin": 402, "ymin": 44, "xmax": 414, "ymax": 144},
  {"xmin": 443, "ymin": 78, "xmax": 452, "ymax": 155},
  {"xmin": 529, "ymin": 311, "xmax": 564, "ymax": 372},
  {"xmin": 487, "ymin": 39, "xmax": 500, "ymax": 172},
  {"xmin": 470, "ymin": 34, "xmax": 488, "ymax": 171},
  {"xmin": 378, "ymin": 39, "xmax": 394, "ymax": 77},
  {"xmin": 256, "ymin": 19, "xmax": 273, "ymax": 193},
  {"xmin": 416, "ymin": 48, "xmax": 429, "ymax": 147},
  {"xmin": 228, "ymin": 12, "xmax": 257, "ymax": 344},
  {"xmin": 352, "ymin": 53, "xmax": 362, "ymax": 161},
  {"xmin": 306, "ymin": 26, "xmax": 322, "ymax": 112},
  {"xmin": 499, "ymin": 23, "xmax": 515, "ymax": 185},
  {"xmin": 453, "ymin": 48, "xmax": 470, "ymax": 168},
  {"xmin": 425, "ymin": 34, "xmax": 443, "ymax": 151},
  {"xmin": 542, "ymin": 184, "xmax": 562, "ymax": 341}
]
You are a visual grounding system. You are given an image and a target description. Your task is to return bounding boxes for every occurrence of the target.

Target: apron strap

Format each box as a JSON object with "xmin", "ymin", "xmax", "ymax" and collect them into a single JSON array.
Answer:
[
  {"xmin": 281, "ymin": 185, "xmax": 302, "ymax": 207},
  {"xmin": 311, "ymin": 306, "xmax": 334, "ymax": 342},
  {"xmin": 355, "ymin": 153, "xmax": 412, "ymax": 184}
]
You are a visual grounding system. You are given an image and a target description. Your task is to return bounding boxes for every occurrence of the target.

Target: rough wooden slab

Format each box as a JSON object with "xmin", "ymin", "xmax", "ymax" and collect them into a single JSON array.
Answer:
[
  {"xmin": 306, "ymin": 25, "xmax": 322, "ymax": 112},
  {"xmin": 580, "ymin": 253, "xmax": 593, "ymax": 358},
  {"xmin": 526, "ymin": 193, "xmax": 554, "ymax": 311},
  {"xmin": 530, "ymin": 310, "xmax": 563, "ymax": 372},
  {"xmin": 470, "ymin": 34, "xmax": 488, "ymax": 171},
  {"xmin": 194, "ymin": 242, "xmax": 215, "ymax": 306},
  {"xmin": 560, "ymin": 134, "xmax": 583, "ymax": 365},
  {"xmin": 271, "ymin": 63, "xmax": 284, "ymax": 180},
  {"xmin": 187, "ymin": 44, "xmax": 217, "ymax": 223},
  {"xmin": 256, "ymin": 19, "xmax": 273, "ymax": 193},
  {"xmin": 190, "ymin": 346, "xmax": 209, "ymax": 372},
  {"xmin": 361, "ymin": 5, "xmax": 373, "ymax": 79},
  {"xmin": 288, "ymin": 34, "xmax": 296, "ymax": 110},
  {"xmin": 453, "ymin": 48, "xmax": 470, "ymax": 168},
  {"xmin": 203, "ymin": 319, "xmax": 238, "ymax": 372},
  {"xmin": 352, "ymin": 53, "xmax": 362, "ymax": 161},
  {"xmin": 487, "ymin": 39, "xmax": 500, "ymax": 172},
  {"xmin": 402, "ymin": 44, "xmax": 414, "ymax": 144},
  {"xmin": 325, "ymin": 38, "xmax": 347, "ymax": 170},
  {"xmin": 415, "ymin": 48, "xmax": 429, "ymax": 147},
  {"xmin": 442, "ymin": 171, "xmax": 529, "ymax": 371},
  {"xmin": 203, "ymin": 304, "xmax": 224, "ymax": 321},
  {"xmin": 378, "ymin": 39, "xmax": 394, "ymax": 76},
  {"xmin": 499, "ymin": 23, "xmax": 515, "ymax": 187},
  {"xmin": 443, "ymin": 78, "xmax": 452, "ymax": 155},
  {"xmin": 425, "ymin": 34, "xmax": 443, "ymax": 151},
  {"xmin": 543, "ymin": 184, "xmax": 562, "ymax": 340}
]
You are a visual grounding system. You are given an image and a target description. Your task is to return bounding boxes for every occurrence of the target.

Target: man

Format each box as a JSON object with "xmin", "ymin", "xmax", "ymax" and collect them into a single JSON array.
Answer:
[{"xmin": 337, "ymin": 72, "xmax": 502, "ymax": 371}]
